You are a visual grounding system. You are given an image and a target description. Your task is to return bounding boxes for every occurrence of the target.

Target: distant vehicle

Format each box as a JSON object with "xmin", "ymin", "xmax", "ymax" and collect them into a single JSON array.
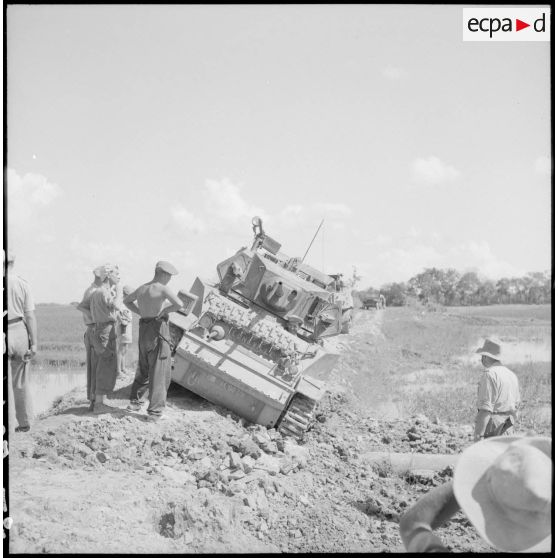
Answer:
[{"xmin": 361, "ymin": 297, "xmax": 378, "ymax": 310}]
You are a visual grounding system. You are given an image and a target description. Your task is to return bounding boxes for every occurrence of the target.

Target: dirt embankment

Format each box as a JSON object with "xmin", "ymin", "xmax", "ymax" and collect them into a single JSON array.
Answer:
[{"xmin": 7, "ymin": 310, "xmax": 492, "ymax": 553}]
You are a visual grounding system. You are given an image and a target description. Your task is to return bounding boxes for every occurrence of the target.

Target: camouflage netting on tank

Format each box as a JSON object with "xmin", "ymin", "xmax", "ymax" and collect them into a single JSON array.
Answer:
[{"xmin": 202, "ymin": 292, "xmax": 301, "ymax": 360}]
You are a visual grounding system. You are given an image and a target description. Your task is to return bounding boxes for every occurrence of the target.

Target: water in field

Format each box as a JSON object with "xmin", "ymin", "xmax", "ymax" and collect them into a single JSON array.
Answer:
[
  {"xmin": 28, "ymin": 368, "xmax": 86, "ymax": 415},
  {"xmin": 457, "ymin": 339, "xmax": 551, "ymax": 365}
]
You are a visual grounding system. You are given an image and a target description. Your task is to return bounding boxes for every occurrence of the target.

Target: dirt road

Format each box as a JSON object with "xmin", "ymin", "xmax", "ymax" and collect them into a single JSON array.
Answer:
[{"xmin": 7, "ymin": 309, "xmax": 491, "ymax": 553}]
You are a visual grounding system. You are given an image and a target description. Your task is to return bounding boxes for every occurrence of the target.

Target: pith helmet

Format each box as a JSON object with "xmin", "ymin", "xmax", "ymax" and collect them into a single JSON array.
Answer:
[
  {"xmin": 475, "ymin": 338, "xmax": 502, "ymax": 359},
  {"xmin": 155, "ymin": 260, "xmax": 178, "ymax": 275}
]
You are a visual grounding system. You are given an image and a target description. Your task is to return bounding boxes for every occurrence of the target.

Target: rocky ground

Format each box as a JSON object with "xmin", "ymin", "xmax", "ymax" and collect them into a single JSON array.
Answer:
[{"xmin": 7, "ymin": 310, "xmax": 493, "ymax": 553}]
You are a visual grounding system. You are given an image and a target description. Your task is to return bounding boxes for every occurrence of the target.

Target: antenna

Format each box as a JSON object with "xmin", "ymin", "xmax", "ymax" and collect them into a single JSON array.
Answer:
[{"xmin": 301, "ymin": 219, "xmax": 324, "ymax": 264}]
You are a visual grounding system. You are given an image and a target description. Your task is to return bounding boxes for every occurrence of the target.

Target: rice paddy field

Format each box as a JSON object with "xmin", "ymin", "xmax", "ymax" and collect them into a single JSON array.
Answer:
[{"xmin": 344, "ymin": 303, "xmax": 552, "ymax": 436}]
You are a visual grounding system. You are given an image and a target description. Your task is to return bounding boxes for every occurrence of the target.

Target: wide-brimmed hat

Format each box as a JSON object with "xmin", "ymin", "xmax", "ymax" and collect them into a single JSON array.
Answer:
[
  {"xmin": 475, "ymin": 338, "xmax": 502, "ymax": 359},
  {"xmin": 453, "ymin": 436, "xmax": 552, "ymax": 553}
]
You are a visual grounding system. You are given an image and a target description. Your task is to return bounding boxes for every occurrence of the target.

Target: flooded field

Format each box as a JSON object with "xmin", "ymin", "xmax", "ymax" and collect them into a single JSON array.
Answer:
[{"xmin": 29, "ymin": 368, "xmax": 86, "ymax": 416}]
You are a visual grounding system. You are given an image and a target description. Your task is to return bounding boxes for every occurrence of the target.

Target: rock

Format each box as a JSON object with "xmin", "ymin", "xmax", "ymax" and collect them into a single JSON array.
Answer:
[
  {"xmin": 413, "ymin": 414, "xmax": 430, "ymax": 425},
  {"xmin": 241, "ymin": 455, "xmax": 256, "ymax": 473},
  {"xmin": 263, "ymin": 442, "xmax": 278, "ymax": 454},
  {"xmin": 299, "ymin": 495, "xmax": 310, "ymax": 506},
  {"xmin": 188, "ymin": 449, "xmax": 205, "ymax": 460},
  {"xmin": 96, "ymin": 452, "xmax": 108, "ymax": 463},
  {"xmin": 381, "ymin": 435, "xmax": 392, "ymax": 444},
  {"xmin": 283, "ymin": 440, "xmax": 309, "ymax": 460},
  {"xmin": 218, "ymin": 470, "xmax": 230, "ymax": 483},
  {"xmin": 229, "ymin": 436, "xmax": 261, "ymax": 459},
  {"xmin": 229, "ymin": 451, "xmax": 243, "ymax": 470},
  {"xmin": 243, "ymin": 494, "xmax": 257, "ymax": 508},
  {"xmin": 407, "ymin": 432, "xmax": 421, "ymax": 441},
  {"xmin": 406, "ymin": 469, "xmax": 437, "ymax": 485},
  {"xmin": 162, "ymin": 433, "xmax": 175, "ymax": 442},
  {"xmin": 254, "ymin": 454, "xmax": 280, "ymax": 476},
  {"xmin": 253, "ymin": 433, "xmax": 271, "ymax": 447},
  {"xmin": 229, "ymin": 469, "xmax": 246, "ymax": 480},
  {"xmin": 160, "ymin": 466, "xmax": 196, "ymax": 485},
  {"xmin": 199, "ymin": 456, "xmax": 212, "ymax": 469},
  {"xmin": 279, "ymin": 458, "xmax": 296, "ymax": 475}
]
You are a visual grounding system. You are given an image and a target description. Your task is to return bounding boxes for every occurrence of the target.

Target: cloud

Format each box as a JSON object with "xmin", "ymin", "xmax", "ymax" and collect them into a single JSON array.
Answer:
[
  {"xmin": 170, "ymin": 205, "xmax": 207, "ymax": 234},
  {"xmin": 203, "ymin": 178, "xmax": 267, "ymax": 230},
  {"xmin": 411, "ymin": 156, "xmax": 460, "ymax": 185},
  {"xmin": 534, "ymin": 155, "xmax": 551, "ymax": 176},
  {"xmin": 7, "ymin": 168, "xmax": 62, "ymax": 236},
  {"xmin": 382, "ymin": 66, "xmax": 406, "ymax": 80},
  {"xmin": 357, "ymin": 237, "xmax": 525, "ymax": 287}
]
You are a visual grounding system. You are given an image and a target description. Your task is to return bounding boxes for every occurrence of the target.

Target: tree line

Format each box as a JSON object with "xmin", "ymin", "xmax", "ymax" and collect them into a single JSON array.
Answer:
[{"xmin": 357, "ymin": 268, "xmax": 552, "ymax": 307}]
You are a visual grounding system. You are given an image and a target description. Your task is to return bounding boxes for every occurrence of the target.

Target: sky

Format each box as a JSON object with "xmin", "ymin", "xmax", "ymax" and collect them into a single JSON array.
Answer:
[{"xmin": 5, "ymin": 5, "xmax": 552, "ymax": 303}]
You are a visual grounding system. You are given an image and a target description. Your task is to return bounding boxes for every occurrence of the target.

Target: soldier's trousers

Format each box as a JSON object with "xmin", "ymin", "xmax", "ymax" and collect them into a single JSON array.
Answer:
[
  {"xmin": 90, "ymin": 322, "xmax": 118, "ymax": 396},
  {"xmin": 130, "ymin": 318, "xmax": 172, "ymax": 416},
  {"xmin": 484, "ymin": 414, "xmax": 515, "ymax": 438},
  {"xmin": 7, "ymin": 320, "xmax": 33, "ymax": 428},
  {"xmin": 84, "ymin": 324, "xmax": 98, "ymax": 401}
]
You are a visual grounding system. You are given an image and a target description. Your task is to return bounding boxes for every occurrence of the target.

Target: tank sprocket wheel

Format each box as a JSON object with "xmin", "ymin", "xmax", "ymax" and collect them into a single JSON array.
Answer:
[{"xmin": 278, "ymin": 393, "xmax": 317, "ymax": 441}]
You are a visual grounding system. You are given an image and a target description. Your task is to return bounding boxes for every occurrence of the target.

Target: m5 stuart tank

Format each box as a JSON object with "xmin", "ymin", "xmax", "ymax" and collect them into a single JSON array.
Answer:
[{"xmin": 167, "ymin": 216, "xmax": 344, "ymax": 439}]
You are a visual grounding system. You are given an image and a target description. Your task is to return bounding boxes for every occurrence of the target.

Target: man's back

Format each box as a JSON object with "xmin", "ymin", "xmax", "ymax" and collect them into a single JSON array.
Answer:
[
  {"xmin": 7, "ymin": 273, "xmax": 34, "ymax": 320},
  {"xmin": 136, "ymin": 282, "xmax": 170, "ymax": 318},
  {"xmin": 90, "ymin": 285, "xmax": 118, "ymax": 324},
  {"xmin": 478, "ymin": 364, "xmax": 520, "ymax": 413}
]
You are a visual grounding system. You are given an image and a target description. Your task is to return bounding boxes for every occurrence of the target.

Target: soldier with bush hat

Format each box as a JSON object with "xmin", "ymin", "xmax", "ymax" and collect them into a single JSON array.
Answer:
[
  {"xmin": 473, "ymin": 337, "xmax": 520, "ymax": 441},
  {"xmin": 399, "ymin": 435, "xmax": 551, "ymax": 552}
]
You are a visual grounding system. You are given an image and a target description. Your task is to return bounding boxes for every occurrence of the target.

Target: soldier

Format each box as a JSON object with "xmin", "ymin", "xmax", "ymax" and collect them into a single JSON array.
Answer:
[
  {"xmin": 124, "ymin": 261, "xmax": 183, "ymax": 422},
  {"xmin": 76, "ymin": 265, "xmax": 105, "ymax": 411},
  {"xmin": 5, "ymin": 251, "xmax": 37, "ymax": 432},
  {"xmin": 83, "ymin": 264, "xmax": 123, "ymax": 414},
  {"xmin": 399, "ymin": 435, "xmax": 551, "ymax": 552},
  {"xmin": 378, "ymin": 293, "xmax": 386, "ymax": 309},
  {"xmin": 473, "ymin": 338, "xmax": 520, "ymax": 441},
  {"xmin": 116, "ymin": 284, "xmax": 134, "ymax": 376}
]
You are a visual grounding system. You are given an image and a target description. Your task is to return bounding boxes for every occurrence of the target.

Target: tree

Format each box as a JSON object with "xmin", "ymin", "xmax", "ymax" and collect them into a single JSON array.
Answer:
[
  {"xmin": 381, "ymin": 282, "xmax": 407, "ymax": 306},
  {"xmin": 456, "ymin": 272, "xmax": 481, "ymax": 305},
  {"xmin": 477, "ymin": 280, "xmax": 497, "ymax": 305},
  {"xmin": 496, "ymin": 278, "xmax": 511, "ymax": 304}
]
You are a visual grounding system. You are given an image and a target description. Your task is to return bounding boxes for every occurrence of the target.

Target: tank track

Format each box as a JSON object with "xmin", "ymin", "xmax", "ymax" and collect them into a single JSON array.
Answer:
[{"xmin": 277, "ymin": 393, "xmax": 317, "ymax": 440}]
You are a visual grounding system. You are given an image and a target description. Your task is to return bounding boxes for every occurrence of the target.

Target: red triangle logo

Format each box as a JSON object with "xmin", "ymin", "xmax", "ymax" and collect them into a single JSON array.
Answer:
[{"xmin": 516, "ymin": 19, "xmax": 530, "ymax": 31}]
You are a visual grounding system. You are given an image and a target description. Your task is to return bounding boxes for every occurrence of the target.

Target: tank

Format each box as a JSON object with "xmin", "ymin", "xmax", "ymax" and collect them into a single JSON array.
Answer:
[{"xmin": 167, "ymin": 216, "xmax": 343, "ymax": 439}]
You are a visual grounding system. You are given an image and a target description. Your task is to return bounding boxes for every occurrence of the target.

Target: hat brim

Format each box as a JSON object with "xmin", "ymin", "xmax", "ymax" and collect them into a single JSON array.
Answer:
[
  {"xmin": 453, "ymin": 436, "xmax": 551, "ymax": 553},
  {"xmin": 475, "ymin": 349, "xmax": 501, "ymax": 358}
]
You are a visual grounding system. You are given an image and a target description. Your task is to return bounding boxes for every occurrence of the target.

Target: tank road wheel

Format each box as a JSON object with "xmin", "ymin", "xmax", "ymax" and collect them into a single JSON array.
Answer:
[{"xmin": 277, "ymin": 393, "xmax": 317, "ymax": 441}]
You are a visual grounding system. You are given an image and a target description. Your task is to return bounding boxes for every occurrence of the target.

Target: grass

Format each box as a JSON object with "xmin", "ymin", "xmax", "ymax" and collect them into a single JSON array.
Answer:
[
  {"xmin": 376, "ymin": 306, "xmax": 552, "ymax": 435},
  {"xmin": 33, "ymin": 304, "xmax": 139, "ymax": 369}
]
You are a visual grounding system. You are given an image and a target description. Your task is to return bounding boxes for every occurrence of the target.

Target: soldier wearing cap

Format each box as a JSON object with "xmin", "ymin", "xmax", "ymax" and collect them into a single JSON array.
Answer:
[
  {"xmin": 5, "ymin": 250, "xmax": 37, "ymax": 432},
  {"xmin": 473, "ymin": 338, "xmax": 520, "ymax": 441},
  {"xmin": 124, "ymin": 260, "xmax": 183, "ymax": 421},
  {"xmin": 76, "ymin": 265, "xmax": 105, "ymax": 411},
  {"xmin": 80, "ymin": 264, "xmax": 123, "ymax": 413}
]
